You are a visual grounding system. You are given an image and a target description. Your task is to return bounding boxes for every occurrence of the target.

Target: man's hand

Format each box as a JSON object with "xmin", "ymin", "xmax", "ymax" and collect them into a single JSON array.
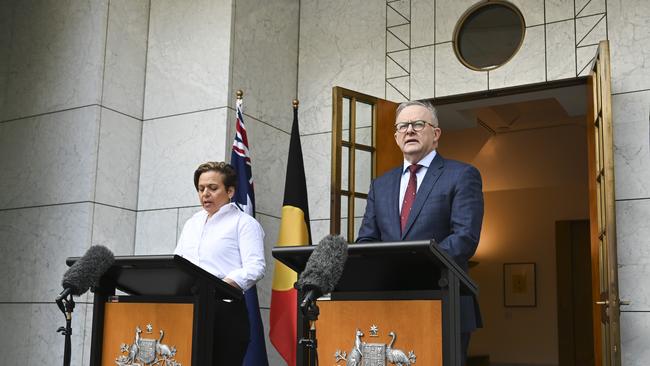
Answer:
[{"xmin": 223, "ymin": 277, "xmax": 242, "ymax": 291}]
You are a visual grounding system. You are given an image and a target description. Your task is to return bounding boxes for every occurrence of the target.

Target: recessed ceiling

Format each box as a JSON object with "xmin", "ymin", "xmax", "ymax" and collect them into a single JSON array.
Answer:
[{"xmin": 434, "ymin": 83, "xmax": 588, "ymax": 133}]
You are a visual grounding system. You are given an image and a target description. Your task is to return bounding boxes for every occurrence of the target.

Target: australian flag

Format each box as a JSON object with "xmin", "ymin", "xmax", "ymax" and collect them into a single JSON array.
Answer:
[{"xmin": 230, "ymin": 97, "xmax": 269, "ymax": 366}]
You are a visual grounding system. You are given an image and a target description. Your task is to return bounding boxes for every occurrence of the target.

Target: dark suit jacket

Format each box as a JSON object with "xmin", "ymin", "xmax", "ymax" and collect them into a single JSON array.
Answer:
[{"xmin": 357, "ymin": 153, "xmax": 484, "ymax": 331}]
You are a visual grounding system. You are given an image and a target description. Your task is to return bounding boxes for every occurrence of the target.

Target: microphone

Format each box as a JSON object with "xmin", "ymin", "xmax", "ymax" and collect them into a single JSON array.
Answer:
[
  {"xmin": 57, "ymin": 245, "xmax": 115, "ymax": 301},
  {"xmin": 296, "ymin": 235, "xmax": 348, "ymax": 312}
]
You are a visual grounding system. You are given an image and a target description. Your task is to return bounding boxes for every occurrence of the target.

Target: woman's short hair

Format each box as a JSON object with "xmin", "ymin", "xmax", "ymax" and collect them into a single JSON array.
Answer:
[{"xmin": 193, "ymin": 161, "xmax": 237, "ymax": 191}]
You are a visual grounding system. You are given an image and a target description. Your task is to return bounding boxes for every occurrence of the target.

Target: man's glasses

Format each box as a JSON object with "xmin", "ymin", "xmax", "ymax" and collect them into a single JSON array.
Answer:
[{"xmin": 394, "ymin": 120, "xmax": 435, "ymax": 133}]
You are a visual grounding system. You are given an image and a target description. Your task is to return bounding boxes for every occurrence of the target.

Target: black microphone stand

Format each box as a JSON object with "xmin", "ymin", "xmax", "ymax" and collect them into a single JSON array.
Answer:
[
  {"xmin": 298, "ymin": 299, "xmax": 319, "ymax": 366},
  {"xmin": 56, "ymin": 291, "xmax": 75, "ymax": 366}
]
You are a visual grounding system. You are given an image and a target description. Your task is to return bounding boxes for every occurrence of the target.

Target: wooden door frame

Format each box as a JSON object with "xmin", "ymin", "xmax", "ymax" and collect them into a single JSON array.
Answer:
[
  {"xmin": 586, "ymin": 40, "xmax": 621, "ymax": 366},
  {"xmin": 330, "ymin": 60, "xmax": 619, "ymax": 364}
]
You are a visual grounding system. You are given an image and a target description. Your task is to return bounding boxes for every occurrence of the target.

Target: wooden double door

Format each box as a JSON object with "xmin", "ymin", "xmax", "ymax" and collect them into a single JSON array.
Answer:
[{"xmin": 330, "ymin": 41, "xmax": 621, "ymax": 366}]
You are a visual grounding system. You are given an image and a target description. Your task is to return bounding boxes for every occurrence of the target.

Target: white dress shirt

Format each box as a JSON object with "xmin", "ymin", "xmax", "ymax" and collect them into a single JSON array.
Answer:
[
  {"xmin": 174, "ymin": 202, "xmax": 266, "ymax": 292},
  {"xmin": 398, "ymin": 149, "xmax": 437, "ymax": 212}
]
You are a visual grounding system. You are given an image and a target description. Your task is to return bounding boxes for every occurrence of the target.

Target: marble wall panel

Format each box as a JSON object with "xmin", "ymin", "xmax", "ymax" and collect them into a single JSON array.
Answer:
[
  {"xmin": 621, "ymin": 311, "xmax": 650, "ymax": 366},
  {"xmin": 546, "ymin": 20, "xmax": 577, "ymax": 80},
  {"xmin": 95, "ymin": 108, "xmax": 142, "ymax": 210},
  {"xmin": 508, "ymin": 0, "xmax": 545, "ymax": 26},
  {"xmin": 608, "ymin": 0, "xmax": 650, "ymax": 93},
  {"xmin": 134, "ymin": 209, "xmax": 178, "ymax": 255},
  {"xmin": 0, "ymin": 203, "xmax": 93, "ymax": 303},
  {"xmin": 0, "ymin": 2, "xmax": 10, "ymax": 112},
  {"xmin": 612, "ymin": 91, "xmax": 650, "ymax": 200},
  {"xmin": 246, "ymin": 116, "xmax": 290, "ymax": 218},
  {"xmin": 138, "ymin": 108, "xmax": 228, "ymax": 210},
  {"xmin": 0, "ymin": 106, "xmax": 100, "ymax": 209},
  {"xmin": 0, "ymin": 303, "xmax": 32, "ymax": 364},
  {"xmin": 298, "ymin": 0, "xmax": 385, "ymax": 135},
  {"xmin": 577, "ymin": 0, "xmax": 606, "ymax": 17},
  {"xmin": 388, "ymin": 0, "xmax": 410, "ymax": 21},
  {"xmin": 257, "ymin": 214, "xmax": 281, "ymax": 309},
  {"xmin": 260, "ymin": 308, "xmax": 288, "ymax": 366},
  {"xmin": 0, "ymin": 303, "xmax": 88, "ymax": 366},
  {"xmin": 619, "ymin": 262, "xmax": 650, "ymax": 311},
  {"xmin": 91, "ymin": 204, "xmax": 136, "ymax": 256},
  {"xmin": 545, "ymin": 0, "xmax": 574, "ymax": 23},
  {"xmin": 576, "ymin": 44, "xmax": 598, "ymax": 76},
  {"xmin": 386, "ymin": 78, "xmax": 410, "ymax": 102},
  {"xmin": 435, "ymin": 0, "xmax": 480, "ymax": 43},
  {"xmin": 177, "ymin": 206, "xmax": 201, "ymax": 242},
  {"xmin": 302, "ymin": 133, "xmax": 332, "ymax": 220},
  {"xmin": 81, "ymin": 303, "xmax": 94, "ymax": 365},
  {"xmin": 231, "ymin": 0, "xmax": 299, "ymax": 134},
  {"xmin": 411, "ymin": 0, "xmax": 435, "ymax": 47},
  {"xmin": 489, "ymin": 26, "xmax": 546, "ymax": 89},
  {"xmin": 387, "ymin": 24, "xmax": 410, "ymax": 53},
  {"xmin": 387, "ymin": 1, "xmax": 409, "ymax": 28},
  {"xmin": 387, "ymin": 50, "xmax": 410, "ymax": 79},
  {"xmin": 576, "ymin": 14, "xmax": 607, "ymax": 47},
  {"xmin": 144, "ymin": 0, "xmax": 233, "ymax": 119},
  {"xmin": 434, "ymin": 43, "xmax": 487, "ymax": 97},
  {"xmin": 310, "ymin": 219, "xmax": 332, "ymax": 244},
  {"xmin": 617, "ymin": 199, "xmax": 650, "ymax": 311},
  {"xmin": 102, "ymin": 0, "xmax": 149, "ymax": 119},
  {"xmin": 411, "ymin": 45, "xmax": 435, "ymax": 100},
  {"xmin": 0, "ymin": 0, "xmax": 107, "ymax": 121}
]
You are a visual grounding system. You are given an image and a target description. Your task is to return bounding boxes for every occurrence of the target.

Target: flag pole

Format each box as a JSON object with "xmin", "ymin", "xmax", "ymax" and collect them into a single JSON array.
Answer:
[
  {"xmin": 290, "ymin": 98, "xmax": 317, "ymax": 366},
  {"xmin": 231, "ymin": 89, "xmax": 270, "ymax": 366}
]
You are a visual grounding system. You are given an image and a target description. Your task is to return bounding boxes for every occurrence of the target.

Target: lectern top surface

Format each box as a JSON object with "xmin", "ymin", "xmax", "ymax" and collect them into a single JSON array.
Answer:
[
  {"xmin": 66, "ymin": 254, "xmax": 242, "ymax": 300},
  {"xmin": 272, "ymin": 240, "xmax": 478, "ymax": 296}
]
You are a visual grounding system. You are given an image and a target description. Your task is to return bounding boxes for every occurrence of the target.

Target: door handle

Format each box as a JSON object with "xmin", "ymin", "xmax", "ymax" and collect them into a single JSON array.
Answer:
[{"xmin": 596, "ymin": 300, "xmax": 608, "ymax": 305}]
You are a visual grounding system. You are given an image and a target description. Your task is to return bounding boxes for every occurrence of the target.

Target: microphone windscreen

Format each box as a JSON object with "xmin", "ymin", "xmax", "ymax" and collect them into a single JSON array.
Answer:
[
  {"xmin": 61, "ymin": 245, "xmax": 114, "ymax": 296},
  {"xmin": 297, "ymin": 235, "xmax": 348, "ymax": 294}
]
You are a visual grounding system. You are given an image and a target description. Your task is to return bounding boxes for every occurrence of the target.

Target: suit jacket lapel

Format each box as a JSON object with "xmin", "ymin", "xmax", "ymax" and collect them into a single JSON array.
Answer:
[
  {"xmin": 401, "ymin": 154, "xmax": 445, "ymax": 239},
  {"xmin": 387, "ymin": 167, "xmax": 402, "ymax": 239}
]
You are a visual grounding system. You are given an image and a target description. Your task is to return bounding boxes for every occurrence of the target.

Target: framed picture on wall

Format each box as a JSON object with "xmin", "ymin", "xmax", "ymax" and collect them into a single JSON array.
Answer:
[{"xmin": 503, "ymin": 262, "xmax": 536, "ymax": 307}]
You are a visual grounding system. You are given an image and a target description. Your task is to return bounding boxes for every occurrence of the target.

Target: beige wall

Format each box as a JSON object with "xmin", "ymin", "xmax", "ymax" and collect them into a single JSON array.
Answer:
[{"xmin": 441, "ymin": 123, "xmax": 589, "ymax": 365}]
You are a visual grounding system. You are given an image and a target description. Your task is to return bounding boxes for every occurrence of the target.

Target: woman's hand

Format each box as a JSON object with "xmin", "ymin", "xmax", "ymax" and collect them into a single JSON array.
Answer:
[{"xmin": 223, "ymin": 277, "xmax": 242, "ymax": 291}]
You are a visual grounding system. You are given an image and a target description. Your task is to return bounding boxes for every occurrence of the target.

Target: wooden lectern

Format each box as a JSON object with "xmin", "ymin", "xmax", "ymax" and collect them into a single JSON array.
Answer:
[
  {"xmin": 66, "ymin": 255, "xmax": 242, "ymax": 366},
  {"xmin": 272, "ymin": 240, "xmax": 478, "ymax": 366}
]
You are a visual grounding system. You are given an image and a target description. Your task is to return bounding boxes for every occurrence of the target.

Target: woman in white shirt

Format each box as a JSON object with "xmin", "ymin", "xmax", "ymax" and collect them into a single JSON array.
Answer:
[{"xmin": 174, "ymin": 161, "xmax": 265, "ymax": 365}]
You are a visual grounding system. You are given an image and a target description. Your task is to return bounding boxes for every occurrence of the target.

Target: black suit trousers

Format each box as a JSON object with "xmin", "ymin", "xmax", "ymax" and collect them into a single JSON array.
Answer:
[{"xmin": 212, "ymin": 298, "xmax": 250, "ymax": 365}]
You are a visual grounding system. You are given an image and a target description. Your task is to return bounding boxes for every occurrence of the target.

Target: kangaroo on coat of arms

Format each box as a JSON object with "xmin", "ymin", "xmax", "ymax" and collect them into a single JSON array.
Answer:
[
  {"xmin": 115, "ymin": 324, "xmax": 181, "ymax": 366},
  {"xmin": 335, "ymin": 327, "xmax": 417, "ymax": 366}
]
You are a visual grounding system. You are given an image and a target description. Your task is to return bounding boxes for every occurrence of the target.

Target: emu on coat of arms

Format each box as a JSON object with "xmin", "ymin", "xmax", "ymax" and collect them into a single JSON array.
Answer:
[
  {"xmin": 115, "ymin": 324, "xmax": 181, "ymax": 366},
  {"xmin": 335, "ymin": 327, "xmax": 417, "ymax": 366}
]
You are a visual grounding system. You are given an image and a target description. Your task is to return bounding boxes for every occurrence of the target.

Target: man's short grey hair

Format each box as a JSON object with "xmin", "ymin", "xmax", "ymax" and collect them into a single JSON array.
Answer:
[{"xmin": 395, "ymin": 100, "xmax": 439, "ymax": 127}]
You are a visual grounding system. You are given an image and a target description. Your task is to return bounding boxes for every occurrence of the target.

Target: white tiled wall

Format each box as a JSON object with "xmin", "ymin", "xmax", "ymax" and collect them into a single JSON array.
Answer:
[
  {"xmin": 137, "ymin": 108, "xmax": 229, "ymax": 210},
  {"xmin": 0, "ymin": 203, "xmax": 94, "ymax": 303},
  {"xmin": 0, "ymin": 107, "xmax": 101, "ymax": 208},
  {"xmin": 102, "ymin": 0, "xmax": 149, "ymax": 119},
  {"xmin": 298, "ymin": 0, "xmax": 386, "ymax": 135},
  {"xmin": 143, "ymin": 0, "xmax": 233, "ymax": 120},
  {"xmin": 95, "ymin": 108, "xmax": 142, "ymax": 210},
  {"xmin": 3, "ymin": 0, "xmax": 650, "ymax": 365},
  {"xmin": 0, "ymin": 0, "xmax": 107, "ymax": 121}
]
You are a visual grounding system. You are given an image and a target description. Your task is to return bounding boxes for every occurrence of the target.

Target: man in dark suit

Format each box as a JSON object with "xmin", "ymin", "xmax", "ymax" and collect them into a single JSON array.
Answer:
[{"xmin": 357, "ymin": 100, "xmax": 484, "ymax": 365}]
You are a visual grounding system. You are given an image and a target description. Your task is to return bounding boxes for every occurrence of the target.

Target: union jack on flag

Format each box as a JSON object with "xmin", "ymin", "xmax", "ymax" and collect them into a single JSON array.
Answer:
[{"xmin": 231, "ymin": 98, "xmax": 255, "ymax": 216}]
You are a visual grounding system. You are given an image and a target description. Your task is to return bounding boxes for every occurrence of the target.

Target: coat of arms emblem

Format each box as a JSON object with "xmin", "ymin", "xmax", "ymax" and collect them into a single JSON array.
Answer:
[
  {"xmin": 115, "ymin": 324, "xmax": 181, "ymax": 366},
  {"xmin": 335, "ymin": 327, "xmax": 417, "ymax": 366}
]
